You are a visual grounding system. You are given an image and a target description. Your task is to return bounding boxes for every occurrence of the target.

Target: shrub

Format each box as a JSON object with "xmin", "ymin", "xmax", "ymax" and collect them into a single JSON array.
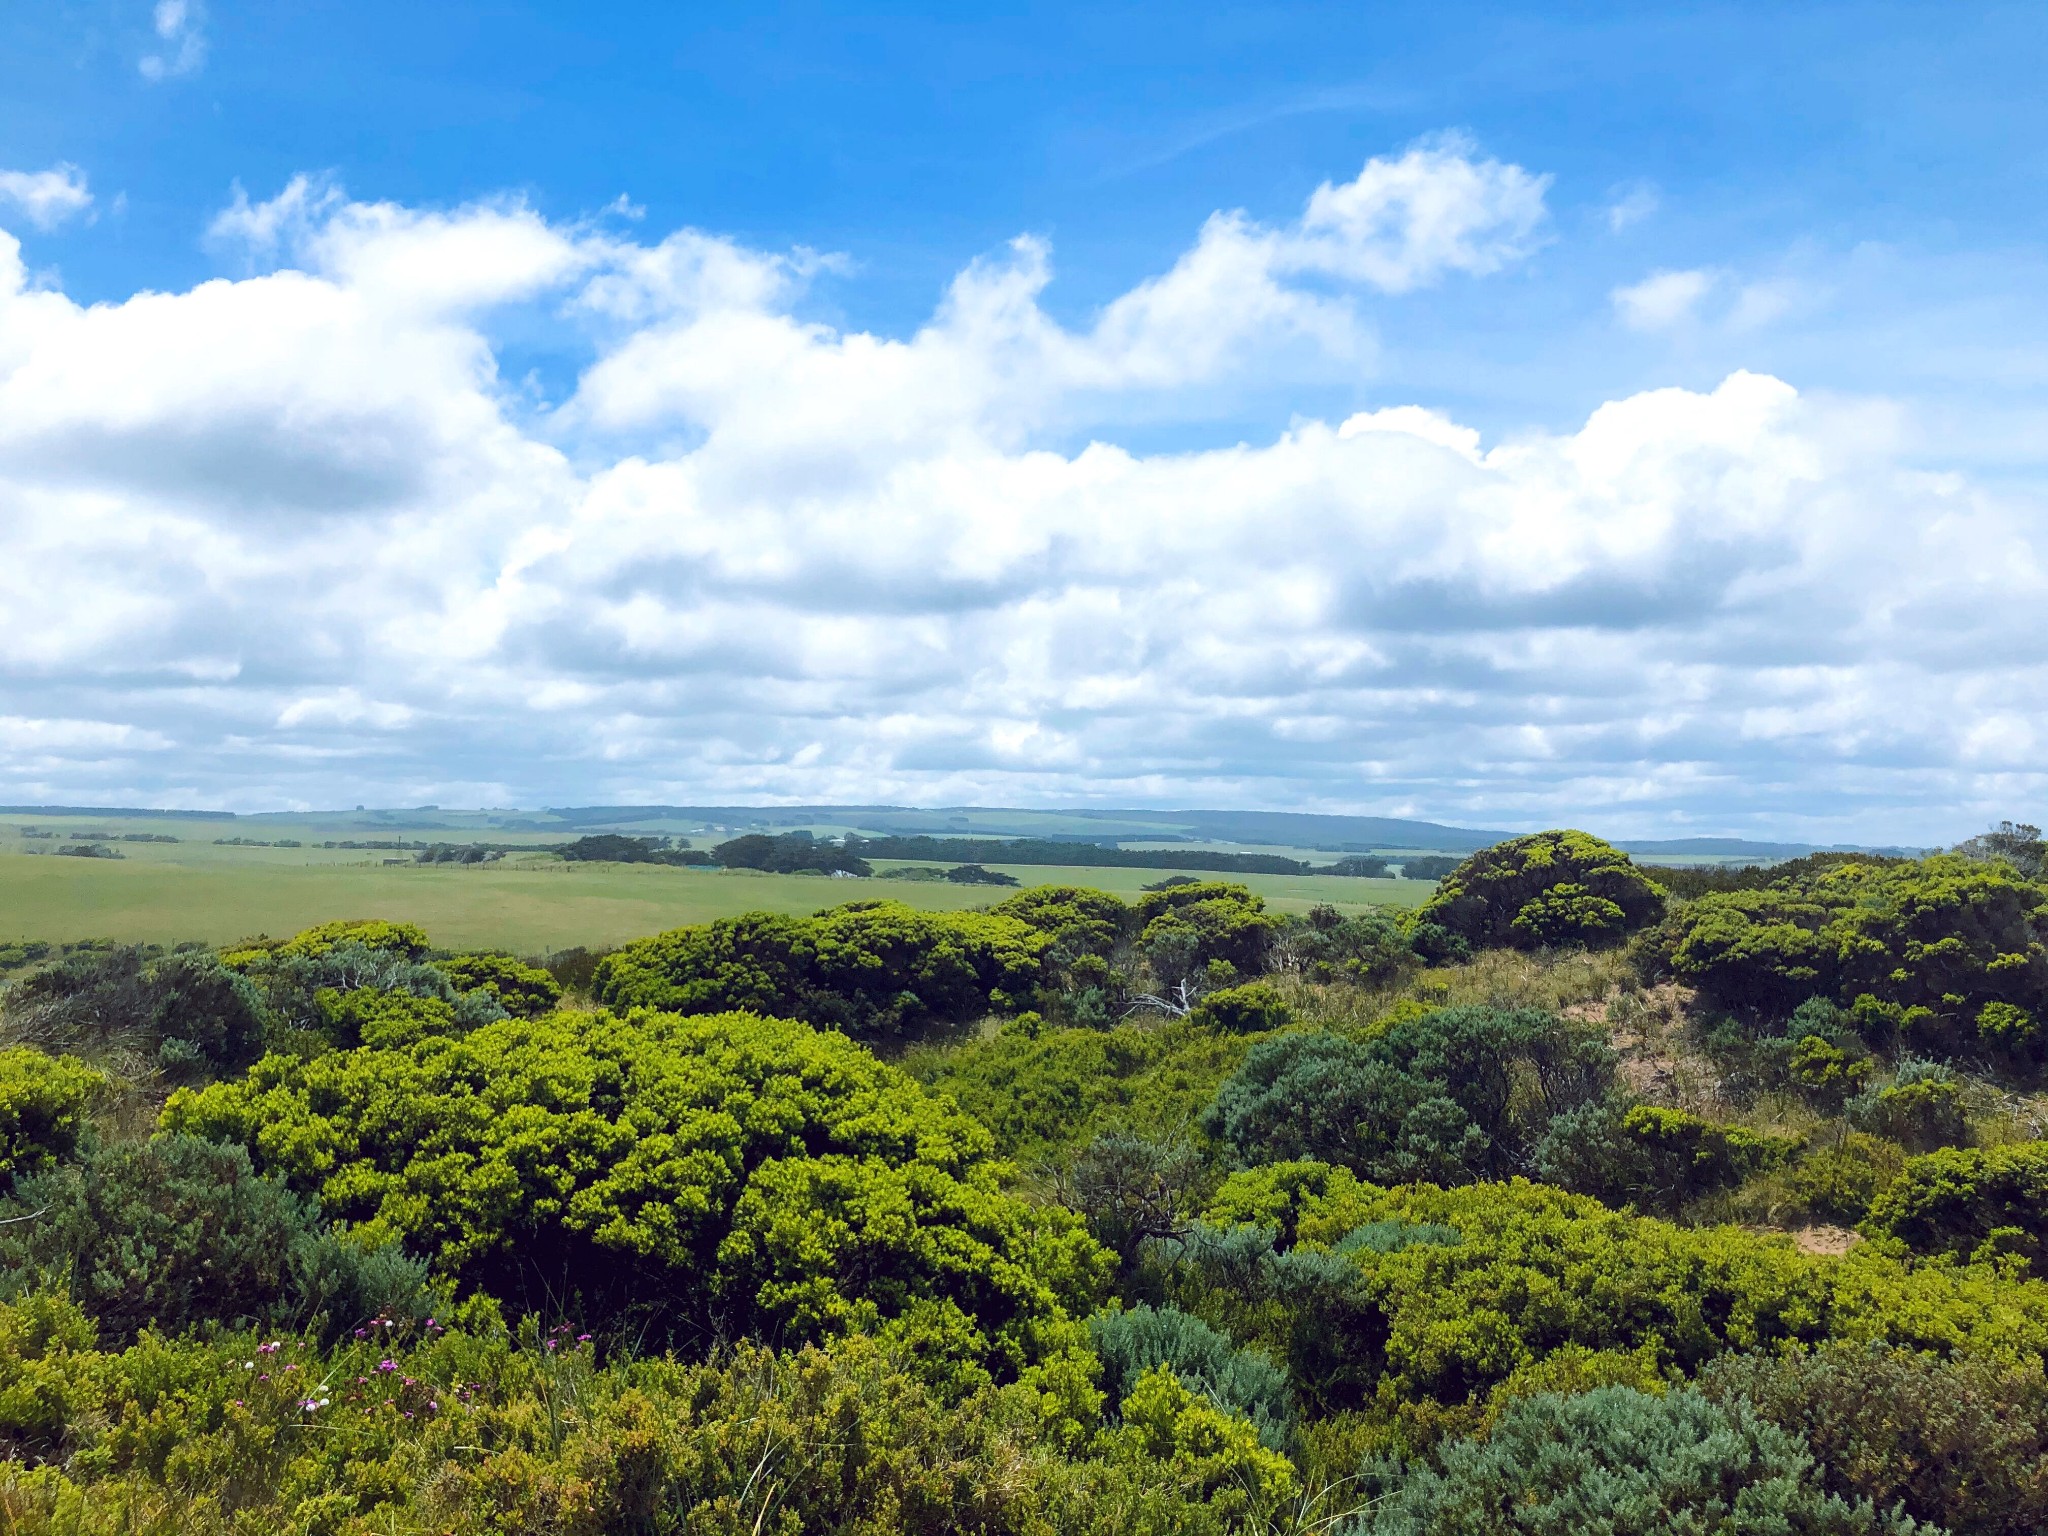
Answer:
[
  {"xmin": 991, "ymin": 886, "xmax": 1132, "ymax": 964},
  {"xmin": 1099, "ymin": 1365, "xmax": 1298, "ymax": 1521},
  {"xmin": 161, "ymin": 1009, "xmax": 1110, "ymax": 1378},
  {"xmin": 1780, "ymin": 1133, "xmax": 1906, "ymax": 1227},
  {"xmin": 1061, "ymin": 1133, "xmax": 1203, "ymax": 1277},
  {"xmin": 1864, "ymin": 1140, "xmax": 2048, "ymax": 1268},
  {"xmin": 1090, "ymin": 1305, "xmax": 1295, "ymax": 1450},
  {"xmin": 1131, "ymin": 883, "xmax": 1281, "ymax": 985},
  {"xmin": 1531, "ymin": 1100, "xmax": 1789, "ymax": 1215},
  {"xmin": 591, "ymin": 902, "xmax": 1049, "ymax": 1042},
  {"xmin": 1411, "ymin": 832, "xmax": 1665, "ymax": 953},
  {"xmin": 435, "ymin": 952, "xmax": 562, "ymax": 1018},
  {"xmin": 0, "ymin": 1134, "xmax": 432, "ymax": 1345},
  {"xmin": 0, "ymin": 1048, "xmax": 101, "ymax": 1189},
  {"xmin": 1278, "ymin": 904, "xmax": 1415, "ymax": 986},
  {"xmin": 0, "ymin": 1303, "xmax": 1257, "ymax": 1535},
  {"xmin": 1189, "ymin": 982, "xmax": 1292, "ymax": 1035},
  {"xmin": 908, "ymin": 1021, "xmax": 1253, "ymax": 1165},
  {"xmin": 1358, "ymin": 1385, "xmax": 1906, "ymax": 1535},
  {"xmin": 1, "ymin": 949, "xmax": 266, "ymax": 1076},
  {"xmin": 1202, "ymin": 1008, "xmax": 1613, "ymax": 1184},
  {"xmin": 1699, "ymin": 1342, "xmax": 2048, "ymax": 1536},
  {"xmin": 1655, "ymin": 854, "xmax": 2048, "ymax": 1053},
  {"xmin": 1186, "ymin": 1168, "xmax": 2048, "ymax": 1413},
  {"xmin": 1847, "ymin": 1062, "xmax": 1970, "ymax": 1152},
  {"xmin": 274, "ymin": 919, "xmax": 432, "ymax": 961}
]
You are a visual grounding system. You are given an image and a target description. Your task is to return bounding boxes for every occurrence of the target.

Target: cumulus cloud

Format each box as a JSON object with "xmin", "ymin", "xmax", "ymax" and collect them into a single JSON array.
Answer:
[
  {"xmin": 0, "ymin": 141, "xmax": 2036, "ymax": 837},
  {"xmin": 1612, "ymin": 267, "xmax": 1719, "ymax": 331},
  {"xmin": 0, "ymin": 165, "xmax": 93, "ymax": 231},
  {"xmin": 140, "ymin": 0, "xmax": 207, "ymax": 80}
]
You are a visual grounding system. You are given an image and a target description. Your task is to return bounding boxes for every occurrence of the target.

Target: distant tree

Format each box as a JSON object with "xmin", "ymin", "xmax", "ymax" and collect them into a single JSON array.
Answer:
[
  {"xmin": 592, "ymin": 901, "xmax": 1048, "ymax": 1042},
  {"xmin": 1955, "ymin": 820, "xmax": 2048, "ymax": 880},
  {"xmin": 1324, "ymin": 856, "xmax": 1392, "ymax": 878},
  {"xmin": 710, "ymin": 832, "xmax": 870, "ymax": 876},
  {"xmin": 1413, "ymin": 831, "xmax": 1664, "ymax": 953},
  {"xmin": 1398, "ymin": 855, "xmax": 1463, "ymax": 881},
  {"xmin": 944, "ymin": 863, "xmax": 1019, "ymax": 886}
]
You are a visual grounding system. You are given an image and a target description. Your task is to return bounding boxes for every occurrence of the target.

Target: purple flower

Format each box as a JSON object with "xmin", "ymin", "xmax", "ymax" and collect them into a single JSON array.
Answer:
[{"xmin": 377, "ymin": 1359, "xmax": 398, "ymax": 1372}]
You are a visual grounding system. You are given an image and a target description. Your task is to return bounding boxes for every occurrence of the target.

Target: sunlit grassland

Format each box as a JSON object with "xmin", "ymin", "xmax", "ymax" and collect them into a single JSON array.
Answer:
[{"xmin": 0, "ymin": 822, "xmax": 1430, "ymax": 952}]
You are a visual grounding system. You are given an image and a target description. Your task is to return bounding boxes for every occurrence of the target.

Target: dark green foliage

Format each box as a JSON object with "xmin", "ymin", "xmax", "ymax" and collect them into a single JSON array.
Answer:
[
  {"xmin": 1280, "ymin": 904, "xmax": 1416, "ymax": 986},
  {"xmin": 556, "ymin": 832, "xmax": 713, "ymax": 865},
  {"xmin": 234, "ymin": 939, "xmax": 505, "ymax": 1050},
  {"xmin": 1325, "ymin": 856, "xmax": 1391, "ymax": 877},
  {"xmin": 992, "ymin": 885, "xmax": 1132, "ymax": 963},
  {"xmin": 1060, "ymin": 1132, "xmax": 1202, "ymax": 1277},
  {"xmin": 711, "ymin": 831, "xmax": 871, "ymax": 875},
  {"xmin": 1847, "ymin": 1061, "xmax": 1970, "ymax": 1152},
  {"xmin": 1655, "ymin": 854, "xmax": 2048, "ymax": 1054},
  {"xmin": 0, "ymin": 1134, "xmax": 432, "ymax": 1345},
  {"xmin": 592, "ymin": 902, "xmax": 1049, "ymax": 1042},
  {"xmin": 850, "ymin": 834, "xmax": 1312, "ymax": 875},
  {"xmin": 1864, "ymin": 1140, "xmax": 2048, "ymax": 1267},
  {"xmin": 1358, "ymin": 1386, "xmax": 1907, "ymax": 1535},
  {"xmin": 1699, "ymin": 1342, "xmax": 2048, "ymax": 1536},
  {"xmin": 0, "ymin": 1047, "xmax": 101, "ymax": 1188},
  {"xmin": 1531, "ymin": 1099, "xmax": 1790, "ymax": 1215},
  {"xmin": 1955, "ymin": 820, "xmax": 2048, "ymax": 881},
  {"xmin": 1132, "ymin": 882, "xmax": 1280, "ymax": 985},
  {"xmin": 945, "ymin": 863, "xmax": 1020, "ymax": 885},
  {"xmin": 1202, "ymin": 1008, "xmax": 1614, "ymax": 1184},
  {"xmin": 161, "ymin": 1009, "xmax": 1110, "ymax": 1375},
  {"xmin": 1090, "ymin": 1304, "xmax": 1295, "ymax": 1451},
  {"xmin": 1397, "ymin": 856, "xmax": 1462, "ymax": 881},
  {"xmin": 1189, "ymin": 981, "xmax": 1292, "ymax": 1034},
  {"xmin": 434, "ymin": 951, "xmax": 562, "ymax": 1018},
  {"xmin": 2, "ymin": 947, "xmax": 266, "ymax": 1076},
  {"xmin": 1412, "ymin": 831, "xmax": 1665, "ymax": 953}
]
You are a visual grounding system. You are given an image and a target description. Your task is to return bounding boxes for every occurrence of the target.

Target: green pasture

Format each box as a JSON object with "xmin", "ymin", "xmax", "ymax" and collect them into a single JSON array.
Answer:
[{"xmin": 0, "ymin": 821, "xmax": 1429, "ymax": 953}]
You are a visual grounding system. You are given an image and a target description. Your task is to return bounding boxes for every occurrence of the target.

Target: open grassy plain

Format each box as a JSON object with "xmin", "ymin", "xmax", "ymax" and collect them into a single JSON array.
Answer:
[{"xmin": 0, "ymin": 814, "xmax": 1428, "ymax": 952}]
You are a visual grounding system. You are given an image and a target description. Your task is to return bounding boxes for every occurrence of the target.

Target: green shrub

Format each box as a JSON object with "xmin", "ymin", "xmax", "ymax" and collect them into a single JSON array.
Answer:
[
  {"xmin": 591, "ymin": 902, "xmax": 1049, "ymax": 1042},
  {"xmin": 1847, "ymin": 1062, "xmax": 1970, "ymax": 1152},
  {"xmin": 0, "ymin": 1300, "xmax": 1260, "ymax": 1536},
  {"xmin": 1779, "ymin": 1133, "xmax": 1907, "ymax": 1227},
  {"xmin": 1655, "ymin": 854, "xmax": 2048, "ymax": 1052},
  {"xmin": 1279, "ymin": 904, "xmax": 1415, "ymax": 986},
  {"xmin": 2, "ymin": 949, "xmax": 266, "ymax": 1077},
  {"xmin": 274, "ymin": 918, "xmax": 433, "ymax": 960},
  {"xmin": 1187, "ymin": 1168, "xmax": 2048, "ymax": 1413},
  {"xmin": 1410, "ymin": 832, "xmax": 1665, "ymax": 953},
  {"xmin": 909, "ymin": 1020, "xmax": 1253, "ymax": 1165},
  {"xmin": 1531, "ymin": 1100, "xmax": 1789, "ymax": 1215},
  {"xmin": 1099, "ymin": 1364, "xmax": 1298, "ymax": 1523},
  {"xmin": 161, "ymin": 1009, "xmax": 1110, "ymax": 1379},
  {"xmin": 0, "ymin": 1048, "xmax": 101, "ymax": 1189},
  {"xmin": 1131, "ymin": 883, "xmax": 1281, "ymax": 986},
  {"xmin": 1090, "ymin": 1304, "xmax": 1295, "ymax": 1450},
  {"xmin": 1865, "ymin": 1140, "xmax": 2048, "ymax": 1268},
  {"xmin": 1358, "ymin": 1385, "xmax": 1907, "ymax": 1535},
  {"xmin": 1698, "ymin": 1342, "xmax": 2048, "ymax": 1536},
  {"xmin": 435, "ymin": 952, "xmax": 562, "ymax": 1018},
  {"xmin": 1202, "ymin": 1008, "xmax": 1613, "ymax": 1184},
  {"xmin": 1188, "ymin": 982, "xmax": 1291, "ymax": 1035},
  {"xmin": 0, "ymin": 1134, "xmax": 432, "ymax": 1345}
]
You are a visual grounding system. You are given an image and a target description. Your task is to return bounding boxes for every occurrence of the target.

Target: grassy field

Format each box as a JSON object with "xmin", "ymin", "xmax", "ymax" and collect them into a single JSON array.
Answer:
[{"xmin": 0, "ymin": 818, "xmax": 1429, "ymax": 953}]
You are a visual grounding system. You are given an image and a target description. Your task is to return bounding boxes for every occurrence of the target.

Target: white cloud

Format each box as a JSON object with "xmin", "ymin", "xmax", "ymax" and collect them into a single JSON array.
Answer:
[
  {"xmin": 1606, "ymin": 181, "xmax": 1660, "ymax": 233},
  {"xmin": 0, "ymin": 165, "xmax": 93, "ymax": 231},
  {"xmin": 140, "ymin": 0, "xmax": 207, "ymax": 80},
  {"xmin": 0, "ymin": 145, "xmax": 2038, "ymax": 838},
  {"xmin": 1612, "ymin": 267, "xmax": 1720, "ymax": 331}
]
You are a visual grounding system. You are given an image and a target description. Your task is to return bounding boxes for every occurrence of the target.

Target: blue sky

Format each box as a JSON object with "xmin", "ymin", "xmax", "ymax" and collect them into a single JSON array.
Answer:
[{"xmin": 0, "ymin": 2, "xmax": 2044, "ymax": 838}]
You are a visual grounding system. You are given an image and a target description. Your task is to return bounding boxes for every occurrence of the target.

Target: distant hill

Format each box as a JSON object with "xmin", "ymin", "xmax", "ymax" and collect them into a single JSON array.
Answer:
[{"xmin": 0, "ymin": 802, "xmax": 1923, "ymax": 860}]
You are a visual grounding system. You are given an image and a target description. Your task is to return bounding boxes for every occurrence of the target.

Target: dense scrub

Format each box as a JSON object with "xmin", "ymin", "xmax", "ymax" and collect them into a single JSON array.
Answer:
[{"xmin": 8, "ymin": 835, "xmax": 2048, "ymax": 1530}]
